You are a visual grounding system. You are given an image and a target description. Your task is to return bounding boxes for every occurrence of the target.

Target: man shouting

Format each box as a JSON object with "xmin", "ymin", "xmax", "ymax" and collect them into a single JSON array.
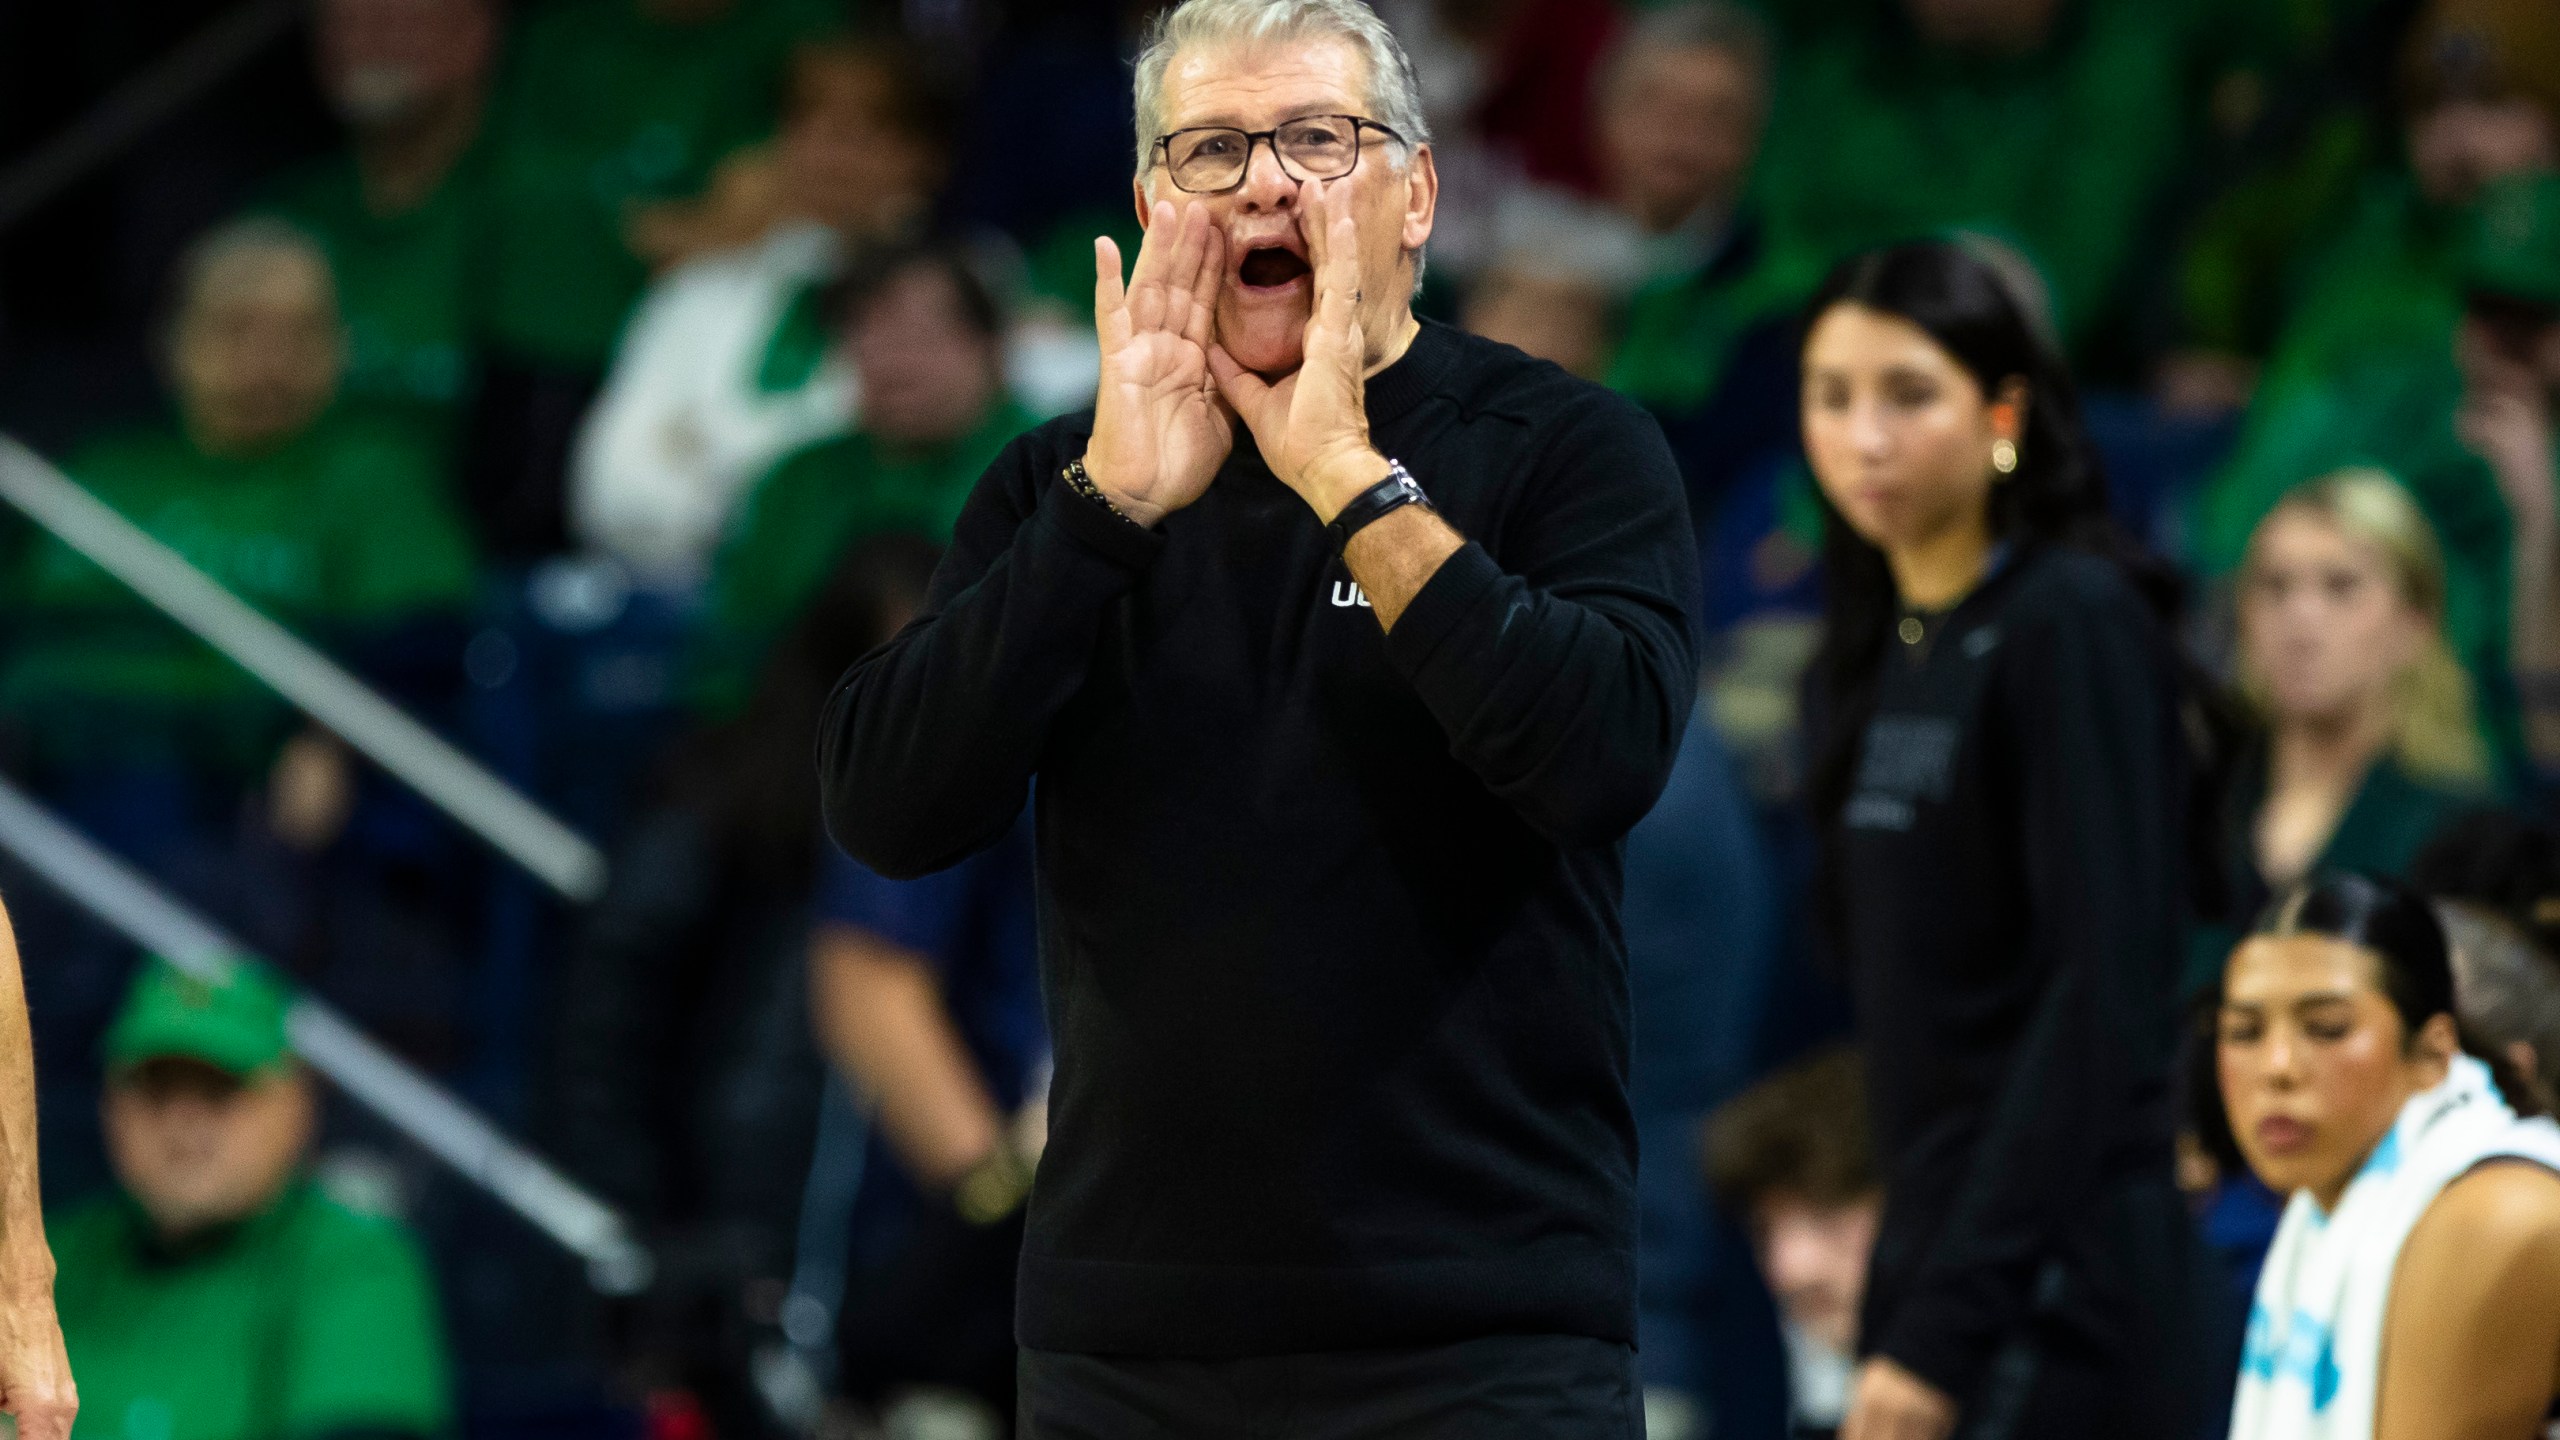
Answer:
[{"xmin": 819, "ymin": 0, "xmax": 1696, "ymax": 1432}]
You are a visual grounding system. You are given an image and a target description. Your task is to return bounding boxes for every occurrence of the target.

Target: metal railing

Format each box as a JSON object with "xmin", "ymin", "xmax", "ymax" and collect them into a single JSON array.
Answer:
[
  {"xmin": 0, "ymin": 773, "xmax": 652, "ymax": 1293},
  {"xmin": 0, "ymin": 438, "xmax": 607, "ymax": 901}
]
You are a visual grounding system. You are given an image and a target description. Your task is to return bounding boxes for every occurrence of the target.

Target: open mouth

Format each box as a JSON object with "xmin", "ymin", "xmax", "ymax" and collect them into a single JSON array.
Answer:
[{"xmin": 1238, "ymin": 245, "xmax": 1312, "ymax": 290}]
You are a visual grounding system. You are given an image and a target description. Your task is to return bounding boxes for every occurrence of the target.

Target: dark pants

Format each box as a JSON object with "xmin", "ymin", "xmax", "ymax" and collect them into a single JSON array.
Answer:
[{"xmin": 1018, "ymin": 1333, "xmax": 1642, "ymax": 1439}]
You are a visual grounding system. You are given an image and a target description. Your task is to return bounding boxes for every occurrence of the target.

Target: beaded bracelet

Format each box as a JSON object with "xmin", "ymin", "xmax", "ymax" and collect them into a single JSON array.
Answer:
[{"xmin": 1063, "ymin": 457, "xmax": 1144, "ymax": 528}]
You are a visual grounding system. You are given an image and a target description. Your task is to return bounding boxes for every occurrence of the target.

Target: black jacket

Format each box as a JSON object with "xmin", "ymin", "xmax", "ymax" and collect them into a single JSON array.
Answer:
[
  {"xmin": 1828, "ymin": 546, "xmax": 2210, "ymax": 1432},
  {"xmin": 818, "ymin": 321, "xmax": 1697, "ymax": 1357}
]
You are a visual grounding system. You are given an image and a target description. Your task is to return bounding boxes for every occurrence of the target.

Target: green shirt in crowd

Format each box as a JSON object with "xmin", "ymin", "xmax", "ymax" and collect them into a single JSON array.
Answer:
[
  {"xmin": 687, "ymin": 399, "xmax": 1033, "ymax": 714},
  {"xmin": 478, "ymin": 0, "xmax": 835, "ymax": 370},
  {"xmin": 2192, "ymin": 347, "xmax": 2529, "ymax": 777},
  {"xmin": 2185, "ymin": 744, "xmax": 2488, "ymax": 993},
  {"xmin": 1606, "ymin": 222, "xmax": 1822, "ymax": 417},
  {"xmin": 0, "ymin": 415, "xmax": 477, "ymax": 774},
  {"xmin": 1749, "ymin": 0, "xmax": 2204, "ymax": 350},
  {"xmin": 259, "ymin": 146, "xmax": 491, "ymax": 445},
  {"xmin": 52, "ymin": 1182, "xmax": 452, "ymax": 1440},
  {"xmin": 2247, "ymin": 171, "xmax": 2471, "ymax": 412}
]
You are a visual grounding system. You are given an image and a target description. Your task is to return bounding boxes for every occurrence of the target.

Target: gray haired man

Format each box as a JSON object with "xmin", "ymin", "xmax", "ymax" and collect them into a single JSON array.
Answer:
[{"xmin": 819, "ymin": 1, "xmax": 1697, "ymax": 1432}]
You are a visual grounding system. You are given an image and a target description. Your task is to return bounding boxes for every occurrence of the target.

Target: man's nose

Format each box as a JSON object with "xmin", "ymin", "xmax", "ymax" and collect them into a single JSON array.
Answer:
[{"xmin": 1234, "ymin": 137, "xmax": 1300, "ymax": 210}]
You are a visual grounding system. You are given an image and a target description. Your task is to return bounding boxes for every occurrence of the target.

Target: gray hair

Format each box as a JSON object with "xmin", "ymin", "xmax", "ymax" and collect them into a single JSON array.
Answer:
[
  {"xmin": 1599, "ymin": 2, "xmax": 1772, "ymax": 103},
  {"xmin": 1131, "ymin": 0, "xmax": 1432, "ymax": 178},
  {"xmin": 172, "ymin": 215, "xmax": 337, "ymax": 321},
  {"xmin": 2443, "ymin": 900, "xmax": 2560, "ymax": 1114}
]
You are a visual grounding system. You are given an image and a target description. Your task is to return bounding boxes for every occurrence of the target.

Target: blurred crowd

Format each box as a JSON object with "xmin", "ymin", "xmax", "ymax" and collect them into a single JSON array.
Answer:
[{"xmin": 4, "ymin": 0, "xmax": 2560, "ymax": 1436}]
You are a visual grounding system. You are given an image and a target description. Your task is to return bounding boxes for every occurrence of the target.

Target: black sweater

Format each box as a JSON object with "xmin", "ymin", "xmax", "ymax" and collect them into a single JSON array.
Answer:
[
  {"xmin": 818, "ymin": 321, "xmax": 1698, "ymax": 1357},
  {"xmin": 1828, "ymin": 547, "xmax": 2196, "ymax": 1414}
]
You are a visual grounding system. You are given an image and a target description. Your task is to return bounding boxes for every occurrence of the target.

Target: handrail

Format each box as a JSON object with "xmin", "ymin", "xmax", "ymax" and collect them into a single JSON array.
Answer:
[
  {"xmin": 0, "ymin": 0, "xmax": 302, "ymax": 233},
  {"xmin": 0, "ymin": 772, "xmax": 653, "ymax": 1294},
  {"xmin": 0, "ymin": 438, "xmax": 608, "ymax": 902}
]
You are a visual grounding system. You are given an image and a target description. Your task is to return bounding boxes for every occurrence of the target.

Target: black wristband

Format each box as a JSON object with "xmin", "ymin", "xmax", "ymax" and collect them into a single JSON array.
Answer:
[{"xmin": 1326, "ymin": 460, "xmax": 1429, "ymax": 554}]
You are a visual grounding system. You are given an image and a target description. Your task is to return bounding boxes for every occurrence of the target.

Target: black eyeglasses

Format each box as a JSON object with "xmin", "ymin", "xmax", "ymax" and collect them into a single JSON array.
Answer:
[{"xmin": 1152, "ymin": 114, "xmax": 1403, "ymax": 195}]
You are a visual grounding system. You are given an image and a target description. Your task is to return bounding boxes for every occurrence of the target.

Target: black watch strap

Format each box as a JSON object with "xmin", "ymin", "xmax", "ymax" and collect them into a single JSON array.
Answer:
[{"xmin": 1327, "ymin": 461, "xmax": 1429, "ymax": 554}]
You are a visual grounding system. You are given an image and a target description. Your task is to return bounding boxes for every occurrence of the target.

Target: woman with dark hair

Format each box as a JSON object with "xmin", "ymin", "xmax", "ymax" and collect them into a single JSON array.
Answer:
[
  {"xmin": 2218, "ymin": 872, "xmax": 2560, "ymax": 1439},
  {"xmin": 1799, "ymin": 241, "xmax": 2215, "ymax": 1439}
]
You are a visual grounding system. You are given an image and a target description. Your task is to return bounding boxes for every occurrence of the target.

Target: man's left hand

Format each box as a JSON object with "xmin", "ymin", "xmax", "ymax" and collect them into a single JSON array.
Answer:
[
  {"xmin": 1210, "ymin": 178, "xmax": 1386, "ymax": 522},
  {"xmin": 1841, "ymin": 1357, "xmax": 1956, "ymax": 1440},
  {"xmin": 0, "ymin": 1268, "xmax": 75, "ymax": 1440}
]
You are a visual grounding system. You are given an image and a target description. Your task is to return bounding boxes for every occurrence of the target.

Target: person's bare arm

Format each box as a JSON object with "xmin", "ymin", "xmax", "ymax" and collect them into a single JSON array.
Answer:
[
  {"xmin": 808, "ymin": 922, "xmax": 1005, "ymax": 1190},
  {"xmin": 2376, "ymin": 1160, "xmax": 2560, "ymax": 1440},
  {"xmin": 0, "ymin": 902, "xmax": 74, "ymax": 1440}
]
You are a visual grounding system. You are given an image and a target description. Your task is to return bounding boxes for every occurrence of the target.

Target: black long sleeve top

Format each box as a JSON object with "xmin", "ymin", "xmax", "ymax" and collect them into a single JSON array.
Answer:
[
  {"xmin": 817, "ymin": 321, "xmax": 1697, "ymax": 1357},
  {"xmin": 1829, "ymin": 546, "xmax": 2190, "ymax": 1406}
]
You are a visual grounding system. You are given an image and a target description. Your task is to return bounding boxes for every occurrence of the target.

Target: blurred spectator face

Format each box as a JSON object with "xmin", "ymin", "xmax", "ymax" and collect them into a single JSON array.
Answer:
[
  {"xmin": 1751, "ymin": 1191, "xmax": 1880, "ymax": 1354},
  {"xmin": 1598, "ymin": 40, "xmax": 1763, "ymax": 233},
  {"xmin": 1461, "ymin": 270, "xmax": 1610, "ymax": 376},
  {"xmin": 1901, "ymin": 0, "xmax": 2061, "ymax": 53},
  {"xmin": 783, "ymin": 50, "xmax": 945, "ymax": 238},
  {"xmin": 2408, "ymin": 98, "xmax": 2557, "ymax": 207},
  {"xmin": 103, "ymin": 1059, "xmax": 315, "ymax": 1241},
  {"xmin": 314, "ymin": 0, "xmax": 493, "ymax": 126},
  {"xmin": 1145, "ymin": 36, "xmax": 1439, "ymax": 375},
  {"xmin": 852, "ymin": 263, "xmax": 1000, "ymax": 448},
  {"xmin": 2239, "ymin": 505, "xmax": 2430, "ymax": 731},
  {"xmin": 2218, "ymin": 934, "xmax": 2452, "ymax": 1203},
  {"xmin": 172, "ymin": 240, "xmax": 346, "ymax": 454},
  {"xmin": 1801, "ymin": 301, "xmax": 2019, "ymax": 558}
]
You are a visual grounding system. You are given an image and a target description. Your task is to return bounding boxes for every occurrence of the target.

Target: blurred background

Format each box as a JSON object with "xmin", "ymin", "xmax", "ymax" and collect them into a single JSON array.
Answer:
[{"xmin": 0, "ymin": 0, "xmax": 2556, "ymax": 1436}]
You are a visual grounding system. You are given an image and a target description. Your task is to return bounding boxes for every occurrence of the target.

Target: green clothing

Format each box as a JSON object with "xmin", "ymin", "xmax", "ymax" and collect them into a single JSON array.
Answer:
[
  {"xmin": 2251, "ymin": 172, "xmax": 2470, "ymax": 410},
  {"xmin": 2192, "ymin": 347, "xmax": 2529, "ymax": 776},
  {"xmin": 1606, "ymin": 222, "xmax": 1822, "ymax": 416},
  {"xmin": 478, "ymin": 0, "xmax": 834, "ymax": 368},
  {"xmin": 53, "ymin": 1182, "xmax": 451, "ymax": 1440},
  {"xmin": 259, "ymin": 145, "xmax": 489, "ymax": 441},
  {"xmin": 2185, "ymin": 746, "xmax": 2487, "ymax": 992},
  {"xmin": 0, "ymin": 415, "xmax": 477, "ymax": 773},
  {"xmin": 687, "ymin": 401, "xmax": 1032, "ymax": 714},
  {"xmin": 106, "ymin": 956, "xmax": 293, "ymax": 1078},
  {"xmin": 1749, "ymin": 0, "xmax": 2203, "ymax": 349}
]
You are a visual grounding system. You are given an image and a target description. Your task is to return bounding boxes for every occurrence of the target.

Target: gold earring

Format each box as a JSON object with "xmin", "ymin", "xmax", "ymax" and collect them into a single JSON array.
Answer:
[{"xmin": 1991, "ymin": 438, "xmax": 2019, "ymax": 475}]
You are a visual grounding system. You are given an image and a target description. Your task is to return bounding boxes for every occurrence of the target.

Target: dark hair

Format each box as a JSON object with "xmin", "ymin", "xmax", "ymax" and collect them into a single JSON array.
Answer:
[
  {"xmin": 788, "ymin": 34, "xmax": 961, "ymax": 156},
  {"xmin": 1799, "ymin": 243, "xmax": 2223, "ymax": 908},
  {"xmin": 660, "ymin": 532, "xmax": 945, "ymax": 882},
  {"xmin": 834, "ymin": 240, "xmax": 1004, "ymax": 344},
  {"xmin": 2411, "ymin": 809, "xmax": 2560, "ymax": 958},
  {"xmin": 1703, "ymin": 1045, "xmax": 1876, "ymax": 1214},
  {"xmin": 2242, "ymin": 870, "xmax": 2542, "ymax": 1113}
]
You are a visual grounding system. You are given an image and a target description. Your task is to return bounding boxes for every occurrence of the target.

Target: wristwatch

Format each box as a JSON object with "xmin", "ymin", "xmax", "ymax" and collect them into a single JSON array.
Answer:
[{"xmin": 1326, "ymin": 460, "xmax": 1430, "ymax": 554}]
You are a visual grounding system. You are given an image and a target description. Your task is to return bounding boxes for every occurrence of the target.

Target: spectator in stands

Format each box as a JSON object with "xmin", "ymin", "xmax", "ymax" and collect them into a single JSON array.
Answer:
[
  {"xmin": 260, "ymin": 0, "xmax": 495, "ymax": 444},
  {"xmin": 573, "ymin": 37, "xmax": 956, "ymax": 588},
  {"xmin": 2194, "ymin": 471, "xmax": 2493, "ymax": 991},
  {"xmin": 54, "ymin": 957, "xmax": 450, "ymax": 1440},
  {"xmin": 2199, "ymin": 171, "xmax": 2560, "ymax": 781},
  {"xmin": 1620, "ymin": 704, "xmax": 1783, "ymax": 1440},
  {"xmin": 0, "ymin": 220, "xmax": 476, "ymax": 881},
  {"xmin": 684, "ymin": 243, "xmax": 1032, "ymax": 715},
  {"xmin": 1596, "ymin": 3, "xmax": 1810, "ymax": 421},
  {"xmin": 811, "ymin": 766, "xmax": 1044, "ymax": 1432},
  {"xmin": 1800, "ymin": 242, "xmax": 2213, "ymax": 1438},
  {"xmin": 1706, "ymin": 1047, "xmax": 1879, "ymax": 1440},
  {"xmin": 2438, "ymin": 901, "xmax": 2560, "ymax": 1113},
  {"xmin": 464, "ymin": 0, "xmax": 835, "ymax": 557},
  {"xmin": 2219, "ymin": 0, "xmax": 2560, "ymax": 418},
  {"xmin": 1457, "ymin": 188, "xmax": 1642, "ymax": 378},
  {"xmin": 2414, "ymin": 809, "xmax": 2560, "ymax": 1107},
  {"xmin": 1751, "ymin": 0, "xmax": 2207, "ymax": 355},
  {"xmin": 2217, "ymin": 873, "xmax": 2560, "ymax": 1438},
  {"xmin": 552, "ymin": 533, "xmax": 942, "ymax": 1435}
]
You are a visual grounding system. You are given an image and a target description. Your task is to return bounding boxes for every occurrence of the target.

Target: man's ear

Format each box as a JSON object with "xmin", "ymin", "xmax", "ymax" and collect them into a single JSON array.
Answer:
[
  {"xmin": 1399, "ymin": 144, "xmax": 1439, "ymax": 255},
  {"xmin": 1132, "ymin": 175, "xmax": 1153, "ymax": 234}
]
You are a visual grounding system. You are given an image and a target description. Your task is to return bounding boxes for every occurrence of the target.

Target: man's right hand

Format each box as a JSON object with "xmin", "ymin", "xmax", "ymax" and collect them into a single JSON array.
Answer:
[{"xmin": 1085, "ymin": 200, "xmax": 1231, "ymax": 527}]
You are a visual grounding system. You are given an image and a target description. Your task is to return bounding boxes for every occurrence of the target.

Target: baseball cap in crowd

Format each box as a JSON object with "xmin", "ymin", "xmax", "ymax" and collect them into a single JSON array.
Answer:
[
  {"xmin": 2463, "ymin": 172, "xmax": 2560, "ymax": 312},
  {"xmin": 103, "ymin": 957, "xmax": 293, "ymax": 1079}
]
